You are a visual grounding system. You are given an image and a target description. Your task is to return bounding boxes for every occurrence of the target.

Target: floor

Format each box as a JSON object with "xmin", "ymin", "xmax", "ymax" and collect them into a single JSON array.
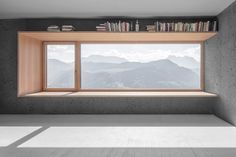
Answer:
[{"xmin": 0, "ymin": 114, "xmax": 236, "ymax": 157}]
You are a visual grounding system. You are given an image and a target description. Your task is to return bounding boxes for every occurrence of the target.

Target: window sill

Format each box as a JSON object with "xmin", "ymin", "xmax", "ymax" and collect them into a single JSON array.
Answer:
[{"xmin": 23, "ymin": 91, "xmax": 217, "ymax": 98}]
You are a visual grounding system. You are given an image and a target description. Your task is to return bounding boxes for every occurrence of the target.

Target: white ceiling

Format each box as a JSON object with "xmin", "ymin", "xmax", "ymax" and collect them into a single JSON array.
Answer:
[{"xmin": 0, "ymin": 0, "xmax": 235, "ymax": 19}]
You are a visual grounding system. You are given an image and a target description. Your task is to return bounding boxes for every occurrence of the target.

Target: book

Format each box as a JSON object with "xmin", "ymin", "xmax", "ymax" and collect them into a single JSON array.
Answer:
[
  {"xmin": 47, "ymin": 25, "xmax": 60, "ymax": 32},
  {"xmin": 61, "ymin": 25, "xmax": 75, "ymax": 32},
  {"xmin": 213, "ymin": 21, "xmax": 217, "ymax": 32}
]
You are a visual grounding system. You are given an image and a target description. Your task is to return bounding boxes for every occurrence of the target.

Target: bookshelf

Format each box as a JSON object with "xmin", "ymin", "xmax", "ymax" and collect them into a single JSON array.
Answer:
[{"xmin": 19, "ymin": 31, "xmax": 217, "ymax": 42}]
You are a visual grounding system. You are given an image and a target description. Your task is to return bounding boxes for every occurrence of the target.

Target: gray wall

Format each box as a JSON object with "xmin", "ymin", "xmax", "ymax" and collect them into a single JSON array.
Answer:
[
  {"xmin": 205, "ymin": 1, "xmax": 236, "ymax": 125},
  {"xmin": 0, "ymin": 18, "xmax": 216, "ymax": 114}
]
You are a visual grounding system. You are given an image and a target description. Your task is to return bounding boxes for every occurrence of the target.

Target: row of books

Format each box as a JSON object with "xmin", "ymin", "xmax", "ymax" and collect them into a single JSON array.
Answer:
[
  {"xmin": 96, "ymin": 21, "xmax": 134, "ymax": 32},
  {"xmin": 147, "ymin": 21, "xmax": 217, "ymax": 32},
  {"xmin": 96, "ymin": 21, "xmax": 217, "ymax": 32}
]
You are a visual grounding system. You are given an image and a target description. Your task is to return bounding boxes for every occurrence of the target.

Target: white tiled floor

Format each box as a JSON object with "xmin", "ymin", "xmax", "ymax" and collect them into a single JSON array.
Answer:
[{"xmin": 0, "ymin": 114, "xmax": 236, "ymax": 157}]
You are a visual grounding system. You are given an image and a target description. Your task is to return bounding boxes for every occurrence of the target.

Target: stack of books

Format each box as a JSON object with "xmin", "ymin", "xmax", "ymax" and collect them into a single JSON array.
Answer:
[
  {"xmin": 146, "ymin": 25, "xmax": 156, "ymax": 32},
  {"xmin": 61, "ymin": 25, "xmax": 75, "ymax": 32},
  {"xmin": 47, "ymin": 25, "xmax": 60, "ymax": 32},
  {"xmin": 96, "ymin": 23, "xmax": 107, "ymax": 32},
  {"xmin": 155, "ymin": 21, "xmax": 217, "ymax": 32},
  {"xmin": 96, "ymin": 21, "xmax": 133, "ymax": 32}
]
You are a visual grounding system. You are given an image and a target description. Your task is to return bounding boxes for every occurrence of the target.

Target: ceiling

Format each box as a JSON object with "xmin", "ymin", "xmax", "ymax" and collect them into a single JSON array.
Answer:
[{"xmin": 0, "ymin": 0, "xmax": 235, "ymax": 19}]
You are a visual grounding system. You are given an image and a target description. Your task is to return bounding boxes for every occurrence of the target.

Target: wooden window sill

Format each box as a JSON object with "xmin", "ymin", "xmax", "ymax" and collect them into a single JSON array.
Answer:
[{"xmin": 23, "ymin": 91, "xmax": 217, "ymax": 97}]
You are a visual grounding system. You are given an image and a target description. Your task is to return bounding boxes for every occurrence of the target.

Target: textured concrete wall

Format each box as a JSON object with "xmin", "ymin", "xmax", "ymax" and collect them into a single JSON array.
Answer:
[
  {"xmin": 205, "ymin": 1, "xmax": 236, "ymax": 125},
  {"xmin": 0, "ymin": 18, "xmax": 216, "ymax": 114}
]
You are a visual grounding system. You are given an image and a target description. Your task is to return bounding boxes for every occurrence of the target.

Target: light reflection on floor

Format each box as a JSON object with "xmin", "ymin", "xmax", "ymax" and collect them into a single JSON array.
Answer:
[
  {"xmin": 18, "ymin": 126, "xmax": 236, "ymax": 148},
  {"xmin": 0, "ymin": 127, "xmax": 41, "ymax": 147}
]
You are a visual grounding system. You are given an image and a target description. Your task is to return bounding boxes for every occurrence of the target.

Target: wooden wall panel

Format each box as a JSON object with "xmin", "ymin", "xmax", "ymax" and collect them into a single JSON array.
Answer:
[{"xmin": 18, "ymin": 34, "xmax": 43, "ymax": 96}]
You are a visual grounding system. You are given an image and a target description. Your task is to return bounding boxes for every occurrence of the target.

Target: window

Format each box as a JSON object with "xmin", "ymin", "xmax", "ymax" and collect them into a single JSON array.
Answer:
[
  {"xmin": 43, "ymin": 42, "xmax": 202, "ymax": 91},
  {"xmin": 81, "ymin": 43, "xmax": 202, "ymax": 90},
  {"xmin": 44, "ymin": 42, "xmax": 76, "ymax": 90}
]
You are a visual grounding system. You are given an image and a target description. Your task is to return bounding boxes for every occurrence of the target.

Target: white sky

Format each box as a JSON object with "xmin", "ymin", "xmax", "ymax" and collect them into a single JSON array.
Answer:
[
  {"xmin": 47, "ymin": 45, "xmax": 75, "ymax": 63},
  {"xmin": 81, "ymin": 44, "xmax": 201, "ymax": 62},
  {"xmin": 47, "ymin": 43, "xmax": 201, "ymax": 63}
]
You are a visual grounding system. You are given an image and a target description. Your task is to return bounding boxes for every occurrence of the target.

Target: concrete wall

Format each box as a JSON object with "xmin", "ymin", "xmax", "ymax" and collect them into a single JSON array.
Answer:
[
  {"xmin": 205, "ymin": 1, "xmax": 236, "ymax": 125},
  {"xmin": 0, "ymin": 18, "xmax": 216, "ymax": 114}
]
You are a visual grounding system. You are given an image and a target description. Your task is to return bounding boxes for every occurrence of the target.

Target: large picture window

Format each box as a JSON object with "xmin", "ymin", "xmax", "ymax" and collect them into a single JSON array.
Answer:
[
  {"xmin": 44, "ymin": 42, "xmax": 202, "ymax": 91},
  {"xmin": 81, "ymin": 43, "xmax": 202, "ymax": 90}
]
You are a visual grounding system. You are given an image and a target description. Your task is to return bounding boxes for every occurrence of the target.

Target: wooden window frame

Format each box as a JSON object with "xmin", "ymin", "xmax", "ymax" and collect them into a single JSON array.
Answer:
[
  {"xmin": 43, "ymin": 41, "xmax": 78, "ymax": 92},
  {"xmin": 43, "ymin": 41, "xmax": 204, "ymax": 92}
]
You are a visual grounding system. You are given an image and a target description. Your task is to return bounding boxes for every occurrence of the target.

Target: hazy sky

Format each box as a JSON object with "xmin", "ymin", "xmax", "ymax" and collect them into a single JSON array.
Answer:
[
  {"xmin": 47, "ymin": 43, "xmax": 201, "ymax": 63},
  {"xmin": 47, "ymin": 44, "xmax": 75, "ymax": 63},
  {"xmin": 81, "ymin": 44, "xmax": 201, "ymax": 62}
]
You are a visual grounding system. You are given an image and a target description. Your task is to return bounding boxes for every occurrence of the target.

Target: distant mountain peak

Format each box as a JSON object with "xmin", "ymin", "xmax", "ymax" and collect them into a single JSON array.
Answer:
[
  {"xmin": 82, "ymin": 55, "xmax": 128, "ymax": 64},
  {"xmin": 149, "ymin": 59, "xmax": 177, "ymax": 65},
  {"xmin": 167, "ymin": 55, "xmax": 199, "ymax": 69},
  {"xmin": 168, "ymin": 55, "xmax": 197, "ymax": 61}
]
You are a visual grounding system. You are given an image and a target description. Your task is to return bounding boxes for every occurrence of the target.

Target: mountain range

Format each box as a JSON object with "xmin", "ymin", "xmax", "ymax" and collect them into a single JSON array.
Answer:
[
  {"xmin": 47, "ymin": 55, "xmax": 200, "ymax": 89},
  {"xmin": 47, "ymin": 59, "xmax": 74, "ymax": 88}
]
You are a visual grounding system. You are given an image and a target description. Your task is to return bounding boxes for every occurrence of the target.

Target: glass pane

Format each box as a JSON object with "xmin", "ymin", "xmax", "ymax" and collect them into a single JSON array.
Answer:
[
  {"xmin": 46, "ymin": 44, "xmax": 75, "ymax": 88},
  {"xmin": 81, "ymin": 44, "xmax": 201, "ymax": 89}
]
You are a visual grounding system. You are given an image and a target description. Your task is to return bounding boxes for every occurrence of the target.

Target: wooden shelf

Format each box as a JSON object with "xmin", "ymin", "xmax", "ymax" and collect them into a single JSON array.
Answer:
[
  {"xmin": 25, "ymin": 92, "xmax": 217, "ymax": 97},
  {"xmin": 19, "ymin": 31, "xmax": 217, "ymax": 42}
]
